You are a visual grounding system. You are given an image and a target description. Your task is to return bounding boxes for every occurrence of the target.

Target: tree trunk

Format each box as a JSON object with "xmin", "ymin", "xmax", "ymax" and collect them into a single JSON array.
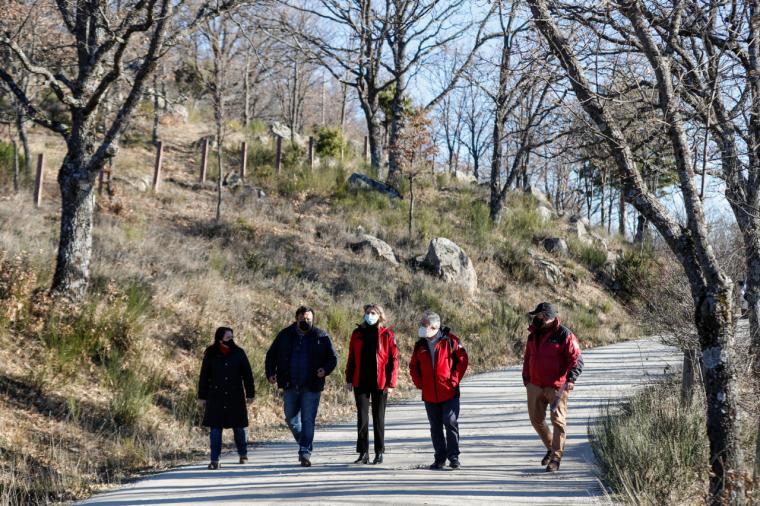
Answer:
[
  {"xmin": 243, "ymin": 53, "xmax": 251, "ymax": 129},
  {"xmin": 15, "ymin": 105, "xmax": 31, "ymax": 178},
  {"xmin": 12, "ymin": 140, "xmax": 19, "ymax": 193},
  {"xmin": 634, "ymin": 214, "xmax": 648, "ymax": 244},
  {"xmin": 367, "ymin": 115, "xmax": 384, "ymax": 178},
  {"xmin": 387, "ymin": 74, "xmax": 407, "ymax": 184},
  {"xmin": 51, "ymin": 155, "xmax": 97, "ymax": 301},
  {"xmin": 742, "ymin": 228, "xmax": 760, "ymax": 373},
  {"xmin": 408, "ymin": 175, "xmax": 415, "ymax": 237},
  {"xmin": 152, "ymin": 72, "xmax": 160, "ymax": 146},
  {"xmin": 619, "ymin": 188, "xmax": 626, "ymax": 237},
  {"xmin": 681, "ymin": 348, "xmax": 699, "ymax": 406}
]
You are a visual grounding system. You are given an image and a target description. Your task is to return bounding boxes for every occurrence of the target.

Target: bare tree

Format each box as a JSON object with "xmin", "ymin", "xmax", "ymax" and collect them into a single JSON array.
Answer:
[
  {"xmin": 526, "ymin": 0, "xmax": 745, "ymax": 501},
  {"xmin": 0, "ymin": 0, "xmax": 246, "ymax": 300}
]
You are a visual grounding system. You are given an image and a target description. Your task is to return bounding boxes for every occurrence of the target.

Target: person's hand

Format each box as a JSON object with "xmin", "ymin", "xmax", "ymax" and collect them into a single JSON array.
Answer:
[
  {"xmin": 565, "ymin": 382, "xmax": 574, "ymax": 393},
  {"xmin": 197, "ymin": 399, "xmax": 206, "ymax": 409},
  {"xmin": 268, "ymin": 374, "xmax": 277, "ymax": 385},
  {"xmin": 345, "ymin": 383, "xmax": 353, "ymax": 392},
  {"xmin": 316, "ymin": 368, "xmax": 326, "ymax": 378},
  {"xmin": 385, "ymin": 387, "xmax": 394, "ymax": 396}
]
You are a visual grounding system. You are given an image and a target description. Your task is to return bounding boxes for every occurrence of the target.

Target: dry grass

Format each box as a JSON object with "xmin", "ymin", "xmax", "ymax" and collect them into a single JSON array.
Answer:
[{"xmin": 0, "ymin": 120, "xmax": 642, "ymax": 503}]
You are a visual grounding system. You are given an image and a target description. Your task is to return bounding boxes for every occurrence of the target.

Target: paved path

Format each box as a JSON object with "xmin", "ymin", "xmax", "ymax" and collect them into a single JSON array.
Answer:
[{"xmin": 81, "ymin": 339, "xmax": 681, "ymax": 505}]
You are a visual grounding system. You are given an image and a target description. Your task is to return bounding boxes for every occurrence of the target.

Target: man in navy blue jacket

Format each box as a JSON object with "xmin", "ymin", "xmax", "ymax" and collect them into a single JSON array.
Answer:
[{"xmin": 266, "ymin": 306, "xmax": 338, "ymax": 467}]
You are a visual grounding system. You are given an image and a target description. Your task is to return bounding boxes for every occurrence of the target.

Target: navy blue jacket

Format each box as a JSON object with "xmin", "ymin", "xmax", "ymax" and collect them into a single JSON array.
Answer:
[{"xmin": 265, "ymin": 324, "xmax": 338, "ymax": 392}]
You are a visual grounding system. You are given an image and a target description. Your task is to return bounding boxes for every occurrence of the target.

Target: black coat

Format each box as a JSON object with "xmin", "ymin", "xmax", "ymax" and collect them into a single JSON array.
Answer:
[
  {"xmin": 198, "ymin": 344, "xmax": 255, "ymax": 428},
  {"xmin": 265, "ymin": 324, "xmax": 338, "ymax": 392}
]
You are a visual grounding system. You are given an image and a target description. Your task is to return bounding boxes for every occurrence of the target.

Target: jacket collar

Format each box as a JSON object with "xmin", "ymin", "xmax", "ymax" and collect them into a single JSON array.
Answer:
[{"xmin": 528, "ymin": 318, "xmax": 561, "ymax": 339}]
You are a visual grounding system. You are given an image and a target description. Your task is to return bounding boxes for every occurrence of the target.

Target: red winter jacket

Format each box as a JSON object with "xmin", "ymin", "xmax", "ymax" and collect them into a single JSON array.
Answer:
[
  {"xmin": 522, "ymin": 318, "xmax": 584, "ymax": 389},
  {"xmin": 345, "ymin": 325, "xmax": 399, "ymax": 390},
  {"xmin": 409, "ymin": 329, "xmax": 469, "ymax": 403}
]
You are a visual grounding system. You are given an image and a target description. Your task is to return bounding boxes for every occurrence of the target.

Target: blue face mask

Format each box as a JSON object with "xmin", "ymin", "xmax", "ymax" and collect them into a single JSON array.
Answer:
[{"xmin": 364, "ymin": 313, "xmax": 379, "ymax": 326}]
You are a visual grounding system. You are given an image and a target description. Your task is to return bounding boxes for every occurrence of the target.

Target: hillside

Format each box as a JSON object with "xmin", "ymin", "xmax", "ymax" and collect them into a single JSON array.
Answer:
[{"xmin": 0, "ymin": 118, "xmax": 644, "ymax": 504}]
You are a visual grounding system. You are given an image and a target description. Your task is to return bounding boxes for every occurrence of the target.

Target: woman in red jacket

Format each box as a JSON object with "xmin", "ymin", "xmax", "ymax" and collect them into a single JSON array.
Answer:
[{"xmin": 345, "ymin": 304, "xmax": 398, "ymax": 464}]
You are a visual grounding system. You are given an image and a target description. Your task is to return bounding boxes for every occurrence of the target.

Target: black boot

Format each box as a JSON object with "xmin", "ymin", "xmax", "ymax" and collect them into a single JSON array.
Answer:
[
  {"xmin": 372, "ymin": 453, "xmax": 383, "ymax": 464},
  {"xmin": 353, "ymin": 452, "xmax": 369, "ymax": 464}
]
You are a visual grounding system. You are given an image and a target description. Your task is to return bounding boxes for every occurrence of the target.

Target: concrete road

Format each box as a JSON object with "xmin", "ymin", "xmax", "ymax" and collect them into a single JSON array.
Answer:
[{"xmin": 81, "ymin": 339, "xmax": 681, "ymax": 505}]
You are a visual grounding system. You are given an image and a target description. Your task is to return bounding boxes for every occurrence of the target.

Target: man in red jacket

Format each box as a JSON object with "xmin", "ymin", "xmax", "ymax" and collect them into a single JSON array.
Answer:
[
  {"xmin": 522, "ymin": 302, "xmax": 583, "ymax": 472},
  {"xmin": 409, "ymin": 310, "xmax": 469, "ymax": 470}
]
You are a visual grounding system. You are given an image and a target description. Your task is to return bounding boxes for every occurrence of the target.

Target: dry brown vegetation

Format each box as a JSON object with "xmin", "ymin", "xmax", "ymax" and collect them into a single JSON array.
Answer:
[{"xmin": 0, "ymin": 116, "xmax": 644, "ymax": 504}]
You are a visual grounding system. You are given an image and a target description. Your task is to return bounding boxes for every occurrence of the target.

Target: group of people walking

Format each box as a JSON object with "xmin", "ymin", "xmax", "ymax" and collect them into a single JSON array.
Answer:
[{"xmin": 197, "ymin": 301, "xmax": 583, "ymax": 473}]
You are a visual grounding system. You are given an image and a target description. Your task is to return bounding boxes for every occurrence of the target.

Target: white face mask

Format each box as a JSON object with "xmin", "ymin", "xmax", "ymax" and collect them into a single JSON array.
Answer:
[
  {"xmin": 364, "ymin": 313, "xmax": 379, "ymax": 326},
  {"xmin": 418, "ymin": 327, "xmax": 429, "ymax": 338}
]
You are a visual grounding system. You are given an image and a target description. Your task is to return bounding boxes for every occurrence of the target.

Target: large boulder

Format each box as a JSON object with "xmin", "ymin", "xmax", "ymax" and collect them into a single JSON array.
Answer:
[
  {"xmin": 421, "ymin": 238, "xmax": 478, "ymax": 293},
  {"xmin": 349, "ymin": 234, "xmax": 399, "ymax": 266},
  {"xmin": 453, "ymin": 170, "xmax": 477, "ymax": 184},
  {"xmin": 270, "ymin": 122, "xmax": 309, "ymax": 148},
  {"xmin": 567, "ymin": 215, "xmax": 593, "ymax": 246},
  {"xmin": 536, "ymin": 205, "xmax": 553, "ymax": 223},
  {"xmin": 347, "ymin": 173, "xmax": 402, "ymax": 199},
  {"xmin": 530, "ymin": 252, "xmax": 565, "ymax": 285}
]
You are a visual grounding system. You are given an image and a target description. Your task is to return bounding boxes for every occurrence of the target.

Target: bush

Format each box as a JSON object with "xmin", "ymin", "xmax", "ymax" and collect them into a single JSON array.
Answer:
[
  {"xmin": 0, "ymin": 140, "xmax": 28, "ymax": 188},
  {"xmin": 314, "ymin": 126, "xmax": 346, "ymax": 159},
  {"xmin": 590, "ymin": 379, "xmax": 708, "ymax": 504},
  {"xmin": 615, "ymin": 248, "xmax": 658, "ymax": 299},
  {"xmin": 568, "ymin": 238, "xmax": 608, "ymax": 271},
  {"xmin": 106, "ymin": 355, "xmax": 164, "ymax": 428}
]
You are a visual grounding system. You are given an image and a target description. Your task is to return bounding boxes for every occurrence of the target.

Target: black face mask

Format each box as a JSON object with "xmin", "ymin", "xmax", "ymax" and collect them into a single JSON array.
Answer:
[
  {"xmin": 532, "ymin": 316, "xmax": 545, "ymax": 328},
  {"xmin": 220, "ymin": 339, "xmax": 234, "ymax": 347},
  {"xmin": 298, "ymin": 321, "xmax": 312, "ymax": 332}
]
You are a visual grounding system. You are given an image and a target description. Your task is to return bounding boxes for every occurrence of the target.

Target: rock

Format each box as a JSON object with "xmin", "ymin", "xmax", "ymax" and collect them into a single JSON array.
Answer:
[
  {"xmin": 567, "ymin": 215, "xmax": 593, "ymax": 246},
  {"xmin": 170, "ymin": 104, "xmax": 189, "ymax": 121},
  {"xmin": 531, "ymin": 254, "xmax": 565, "ymax": 285},
  {"xmin": 536, "ymin": 205, "xmax": 553, "ymax": 223},
  {"xmin": 347, "ymin": 173, "xmax": 402, "ymax": 199},
  {"xmin": 223, "ymin": 172, "xmax": 241, "ymax": 189},
  {"xmin": 453, "ymin": 170, "xmax": 477, "ymax": 184},
  {"xmin": 421, "ymin": 237, "xmax": 478, "ymax": 293},
  {"xmin": 543, "ymin": 238, "xmax": 568, "ymax": 256},
  {"xmin": 113, "ymin": 175, "xmax": 151, "ymax": 192},
  {"xmin": 349, "ymin": 234, "xmax": 399, "ymax": 266},
  {"xmin": 270, "ymin": 122, "xmax": 309, "ymax": 148},
  {"xmin": 525, "ymin": 185, "xmax": 553, "ymax": 209}
]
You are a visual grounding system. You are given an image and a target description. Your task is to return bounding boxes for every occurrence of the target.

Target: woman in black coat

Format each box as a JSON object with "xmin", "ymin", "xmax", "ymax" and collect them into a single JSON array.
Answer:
[{"xmin": 197, "ymin": 327, "xmax": 255, "ymax": 469}]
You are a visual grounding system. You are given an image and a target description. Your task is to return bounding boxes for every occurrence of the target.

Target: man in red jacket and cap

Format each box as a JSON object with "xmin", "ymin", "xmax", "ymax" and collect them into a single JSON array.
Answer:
[
  {"xmin": 409, "ymin": 310, "xmax": 469, "ymax": 470},
  {"xmin": 522, "ymin": 302, "xmax": 583, "ymax": 472}
]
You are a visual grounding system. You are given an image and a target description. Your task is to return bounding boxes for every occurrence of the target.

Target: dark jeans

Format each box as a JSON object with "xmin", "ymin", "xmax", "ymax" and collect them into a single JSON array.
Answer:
[
  {"xmin": 283, "ymin": 387, "xmax": 322, "ymax": 457},
  {"xmin": 354, "ymin": 389, "xmax": 388, "ymax": 454},
  {"xmin": 209, "ymin": 427, "xmax": 247, "ymax": 462},
  {"xmin": 424, "ymin": 396, "xmax": 460, "ymax": 462}
]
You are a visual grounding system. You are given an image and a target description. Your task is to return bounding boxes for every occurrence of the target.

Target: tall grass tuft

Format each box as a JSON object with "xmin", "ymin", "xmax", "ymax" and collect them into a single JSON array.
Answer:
[{"xmin": 590, "ymin": 379, "xmax": 709, "ymax": 504}]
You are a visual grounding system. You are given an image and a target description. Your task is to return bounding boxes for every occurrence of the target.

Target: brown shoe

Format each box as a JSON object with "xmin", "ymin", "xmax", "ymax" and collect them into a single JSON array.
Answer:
[
  {"xmin": 239, "ymin": 456, "xmax": 248, "ymax": 464},
  {"xmin": 541, "ymin": 450, "xmax": 552, "ymax": 466},
  {"xmin": 546, "ymin": 459, "xmax": 560, "ymax": 472}
]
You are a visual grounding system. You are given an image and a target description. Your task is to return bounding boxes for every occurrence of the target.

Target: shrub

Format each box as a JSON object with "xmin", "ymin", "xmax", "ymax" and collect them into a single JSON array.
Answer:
[
  {"xmin": 0, "ymin": 140, "xmax": 28, "ymax": 188},
  {"xmin": 314, "ymin": 126, "xmax": 346, "ymax": 159},
  {"xmin": 615, "ymin": 248, "xmax": 658, "ymax": 299},
  {"xmin": 106, "ymin": 355, "xmax": 164, "ymax": 428},
  {"xmin": 590, "ymin": 379, "xmax": 709, "ymax": 504},
  {"xmin": 568, "ymin": 238, "xmax": 608, "ymax": 271}
]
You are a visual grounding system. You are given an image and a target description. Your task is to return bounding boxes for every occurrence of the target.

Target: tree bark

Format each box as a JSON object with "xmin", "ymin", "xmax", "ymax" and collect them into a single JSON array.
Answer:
[
  {"xmin": 15, "ymin": 103, "xmax": 31, "ymax": 178},
  {"xmin": 51, "ymin": 153, "xmax": 97, "ymax": 300}
]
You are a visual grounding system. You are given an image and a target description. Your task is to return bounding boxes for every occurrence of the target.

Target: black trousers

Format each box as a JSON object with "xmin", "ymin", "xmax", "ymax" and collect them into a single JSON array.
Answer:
[
  {"xmin": 424, "ymin": 396, "xmax": 460, "ymax": 462},
  {"xmin": 354, "ymin": 389, "xmax": 388, "ymax": 454}
]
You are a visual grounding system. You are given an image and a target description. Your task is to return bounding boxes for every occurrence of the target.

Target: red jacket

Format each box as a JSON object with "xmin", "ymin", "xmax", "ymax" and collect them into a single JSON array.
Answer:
[
  {"xmin": 345, "ymin": 325, "xmax": 399, "ymax": 390},
  {"xmin": 522, "ymin": 318, "xmax": 583, "ymax": 389},
  {"xmin": 409, "ymin": 329, "xmax": 468, "ymax": 403}
]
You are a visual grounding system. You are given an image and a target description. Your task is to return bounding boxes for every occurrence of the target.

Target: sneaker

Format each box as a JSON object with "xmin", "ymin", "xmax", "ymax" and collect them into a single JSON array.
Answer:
[
  {"xmin": 546, "ymin": 459, "xmax": 560, "ymax": 472},
  {"xmin": 429, "ymin": 460, "xmax": 445, "ymax": 470},
  {"xmin": 300, "ymin": 455, "xmax": 312, "ymax": 467},
  {"xmin": 239, "ymin": 456, "xmax": 248, "ymax": 464},
  {"xmin": 541, "ymin": 450, "xmax": 552, "ymax": 466},
  {"xmin": 449, "ymin": 458, "xmax": 460, "ymax": 469},
  {"xmin": 208, "ymin": 461, "xmax": 220, "ymax": 470}
]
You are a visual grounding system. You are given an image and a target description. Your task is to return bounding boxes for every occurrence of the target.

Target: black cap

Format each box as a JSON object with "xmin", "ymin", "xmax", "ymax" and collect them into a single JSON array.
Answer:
[{"xmin": 528, "ymin": 302, "xmax": 557, "ymax": 319}]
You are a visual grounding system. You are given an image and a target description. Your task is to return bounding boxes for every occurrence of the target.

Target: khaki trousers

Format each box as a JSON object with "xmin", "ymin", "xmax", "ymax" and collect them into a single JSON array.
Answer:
[{"xmin": 526, "ymin": 383, "xmax": 569, "ymax": 461}]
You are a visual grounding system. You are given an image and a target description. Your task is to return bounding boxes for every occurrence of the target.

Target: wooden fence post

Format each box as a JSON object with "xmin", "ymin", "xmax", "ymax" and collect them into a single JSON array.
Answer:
[
  {"xmin": 240, "ymin": 141, "xmax": 248, "ymax": 179},
  {"xmin": 363, "ymin": 135, "xmax": 369, "ymax": 162},
  {"xmin": 308, "ymin": 136, "xmax": 315, "ymax": 171},
  {"xmin": 33, "ymin": 153, "xmax": 44, "ymax": 207},
  {"xmin": 275, "ymin": 135, "xmax": 283, "ymax": 175},
  {"xmin": 199, "ymin": 138, "xmax": 209, "ymax": 183},
  {"xmin": 152, "ymin": 141, "xmax": 164, "ymax": 192}
]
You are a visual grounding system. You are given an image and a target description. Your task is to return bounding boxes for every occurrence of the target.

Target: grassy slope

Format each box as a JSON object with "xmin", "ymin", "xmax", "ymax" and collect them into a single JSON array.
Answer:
[{"xmin": 0, "ymin": 117, "xmax": 639, "ymax": 503}]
